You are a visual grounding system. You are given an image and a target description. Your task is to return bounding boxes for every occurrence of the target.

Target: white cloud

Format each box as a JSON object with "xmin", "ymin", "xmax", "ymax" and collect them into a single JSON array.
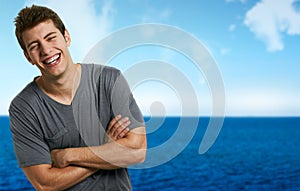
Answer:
[
  {"xmin": 141, "ymin": 8, "xmax": 172, "ymax": 23},
  {"xmin": 225, "ymin": 0, "xmax": 246, "ymax": 3},
  {"xmin": 160, "ymin": 9, "xmax": 172, "ymax": 20},
  {"xmin": 133, "ymin": 83, "xmax": 211, "ymax": 117},
  {"xmin": 220, "ymin": 48, "xmax": 231, "ymax": 55},
  {"xmin": 227, "ymin": 88, "xmax": 300, "ymax": 116},
  {"xmin": 229, "ymin": 24, "xmax": 236, "ymax": 32},
  {"xmin": 24, "ymin": 0, "xmax": 115, "ymax": 61},
  {"xmin": 244, "ymin": 0, "xmax": 300, "ymax": 51}
]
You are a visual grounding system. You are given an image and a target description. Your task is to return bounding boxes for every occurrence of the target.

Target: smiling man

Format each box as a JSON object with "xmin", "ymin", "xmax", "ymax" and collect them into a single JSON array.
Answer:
[{"xmin": 9, "ymin": 5, "xmax": 146, "ymax": 191}]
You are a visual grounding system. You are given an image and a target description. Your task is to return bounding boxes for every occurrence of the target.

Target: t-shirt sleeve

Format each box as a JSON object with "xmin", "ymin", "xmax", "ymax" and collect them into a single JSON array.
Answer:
[
  {"xmin": 9, "ymin": 100, "xmax": 51, "ymax": 167},
  {"xmin": 103, "ymin": 67, "xmax": 145, "ymax": 130}
]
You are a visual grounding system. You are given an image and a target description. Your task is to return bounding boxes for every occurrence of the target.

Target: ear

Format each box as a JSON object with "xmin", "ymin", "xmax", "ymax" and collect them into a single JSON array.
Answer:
[
  {"xmin": 23, "ymin": 50, "xmax": 34, "ymax": 65},
  {"xmin": 64, "ymin": 29, "xmax": 71, "ymax": 47}
]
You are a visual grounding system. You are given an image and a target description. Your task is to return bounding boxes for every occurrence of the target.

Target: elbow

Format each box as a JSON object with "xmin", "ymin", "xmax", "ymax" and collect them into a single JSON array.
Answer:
[
  {"xmin": 23, "ymin": 165, "xmax": 66, "ymax": 191},
  {"xmin": 34, "ymin": 182, "xmax": 56, "ymax": 191},
  {"xmin": 132, "ymin": 137, "xmax": 147, "ymax": 164},
  {"xmin": 122, "ymin": 127, "xmax": 147, "ymax": 165},
  {"xmin": 140, "ymin": 148, "xmax": 146, "ymax": 163},
  {"xmin": 33, "ymin": 180, "xmax": 60, "ymax": 191},
  {"xmin": 135, "ymin": 147, "xmax": 146, "ymax": 164},
  {"xmin": 30, "ymin": 177, "xmax": 60, "ymax": 191},
  {"xmin": 125, "ymin": 139, "xmax": 147, "ymax": 165}
]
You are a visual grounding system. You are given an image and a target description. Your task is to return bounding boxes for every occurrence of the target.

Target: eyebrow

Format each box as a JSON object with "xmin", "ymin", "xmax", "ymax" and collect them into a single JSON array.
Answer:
[{"xmin": 27, "ymin": 32, "xmax": 57, "ymax": 49}]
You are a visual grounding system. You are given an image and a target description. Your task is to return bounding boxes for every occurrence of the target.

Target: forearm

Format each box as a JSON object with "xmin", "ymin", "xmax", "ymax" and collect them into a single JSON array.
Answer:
[
  {"xmin": 23, "ymin": 164, "xmax": 97, "ymax": 191},
  {"xmin": 68, "ymin": 139, "xmax": 146, "ymax": 169},
  {"xmin": 54, "ymin": 127, "xmax": 147, "ymax": 169}
]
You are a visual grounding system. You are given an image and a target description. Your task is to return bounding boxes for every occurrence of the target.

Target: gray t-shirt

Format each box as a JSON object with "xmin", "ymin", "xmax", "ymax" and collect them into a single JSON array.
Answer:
[{"xmin": 9, "ymin": 64, "xmax": 145, "ymax": 190}]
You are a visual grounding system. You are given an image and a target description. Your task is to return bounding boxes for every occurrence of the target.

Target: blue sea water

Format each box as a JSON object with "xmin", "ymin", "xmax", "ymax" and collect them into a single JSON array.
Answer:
[{"xmin": 1, "ymin": 116, "xmax": 300, "ymax": 191}]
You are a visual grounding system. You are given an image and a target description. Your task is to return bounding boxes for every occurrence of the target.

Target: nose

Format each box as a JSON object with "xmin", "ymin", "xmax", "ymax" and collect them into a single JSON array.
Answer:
[{"xmin": 39, "ymin": 42, "xmax": 52, "ymax": 56}]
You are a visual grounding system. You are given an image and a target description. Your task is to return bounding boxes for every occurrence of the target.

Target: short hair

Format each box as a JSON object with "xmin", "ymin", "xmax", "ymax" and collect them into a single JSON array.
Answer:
[{"xmin": 14, "ymin": 5, "xmax": 66, "ymax": 51}]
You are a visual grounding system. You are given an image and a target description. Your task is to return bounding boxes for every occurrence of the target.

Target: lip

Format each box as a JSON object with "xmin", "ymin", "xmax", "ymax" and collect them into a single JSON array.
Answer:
[{"xmin": 42, "ymin": 53, "xmax": 61, "ymax": 67}]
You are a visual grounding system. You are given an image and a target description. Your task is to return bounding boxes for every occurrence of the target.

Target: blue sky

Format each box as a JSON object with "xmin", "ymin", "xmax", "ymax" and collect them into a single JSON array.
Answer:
[{"xmin": 1, "ymin": 0, "xmax": 300, "ymax": 116}]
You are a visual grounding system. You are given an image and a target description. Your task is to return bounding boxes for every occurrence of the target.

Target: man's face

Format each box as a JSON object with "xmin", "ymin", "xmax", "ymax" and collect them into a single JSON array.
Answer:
[{"xmin": 22, "ymin": 19, "xmax": 72, "ymax": 78}]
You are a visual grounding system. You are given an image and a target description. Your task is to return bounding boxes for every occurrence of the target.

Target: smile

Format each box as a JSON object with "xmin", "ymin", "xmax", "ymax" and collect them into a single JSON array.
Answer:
[{"xmin": 43, "ymin": 53, "xmax": 61, "ymax": 66}]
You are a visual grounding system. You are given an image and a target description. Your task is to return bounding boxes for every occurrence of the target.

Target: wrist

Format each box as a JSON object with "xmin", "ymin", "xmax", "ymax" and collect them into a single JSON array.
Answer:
[
  {"xmin": 65, "ymin": 147, "xmax": 85, "ymax": 166},
  {"xmin": 64, "ymin": 147, "xmax": 75, "ymax": 166}
]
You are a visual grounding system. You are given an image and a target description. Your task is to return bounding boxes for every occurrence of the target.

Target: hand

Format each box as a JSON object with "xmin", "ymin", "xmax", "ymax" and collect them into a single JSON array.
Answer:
[
  {"xmin": 51, "ymin": 149, "xmax": 69, "ymax": 168},
  {"xmin": 106, "ymin": 115, "xmax": 131, "ymax": 142}
]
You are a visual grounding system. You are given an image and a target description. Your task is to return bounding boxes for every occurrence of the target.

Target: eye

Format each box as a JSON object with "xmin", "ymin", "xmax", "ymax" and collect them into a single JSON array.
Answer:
[
  {"xmin": 48, "ymin": 36, "xmax": 56, "ymax": 41},
  {"xmin": 29, "ymin": 43, "xmax": 38, "ymax": 51}
]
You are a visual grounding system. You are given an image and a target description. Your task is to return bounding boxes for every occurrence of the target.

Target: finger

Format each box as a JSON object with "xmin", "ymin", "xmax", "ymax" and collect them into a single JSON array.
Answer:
[
  {"xmin": 112, "ymin": 120, "xmax": 131, "ymax": 139},
  {"xmin": 111, "ymin": 124, "xmax": 124, "ymax": 140},
  {"xmin": 109, "ymin": 117, "xmax": 129, "ymax": 137},
  {"xmin": 122, "ymin": 120, "xmax": 131, "ymax": 129},
  {"xmin": 117, "ymin": 127, "xmax": 130, "ymax": 139},
  {"xmin": 107, "ymin": 115, "xmax": 122, "ymax": 134},
  {"xmin": 120, "ymin": 117, "xmax": 130, "ymax": 126},
  {"xmin": 109, "ymin": 121, "xmax": 123, "ymax": 138}
]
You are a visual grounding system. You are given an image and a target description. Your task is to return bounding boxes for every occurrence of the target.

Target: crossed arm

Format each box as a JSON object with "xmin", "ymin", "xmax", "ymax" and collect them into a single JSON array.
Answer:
[{"xmin": 22, "ymin": 116, "xmax": 146, "ymax": 191}]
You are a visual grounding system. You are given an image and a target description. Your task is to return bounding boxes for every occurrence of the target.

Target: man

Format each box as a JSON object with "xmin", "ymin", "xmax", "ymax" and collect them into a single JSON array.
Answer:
[{"xmin": 9, "ymin": 4, "xmax": 146, "ymax": 191}]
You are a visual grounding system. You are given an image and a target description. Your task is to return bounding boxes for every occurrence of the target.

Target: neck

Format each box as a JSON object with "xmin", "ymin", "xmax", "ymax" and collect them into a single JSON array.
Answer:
[{"xmin": 37, "ymin": 64, "xmax": 81, "ymax": 105}]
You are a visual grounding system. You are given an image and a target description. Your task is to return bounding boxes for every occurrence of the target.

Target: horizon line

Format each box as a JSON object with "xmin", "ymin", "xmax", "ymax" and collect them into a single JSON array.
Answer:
[{"xmin": 1, "ymin": 115, "xmax": 300, "ymax": 118}]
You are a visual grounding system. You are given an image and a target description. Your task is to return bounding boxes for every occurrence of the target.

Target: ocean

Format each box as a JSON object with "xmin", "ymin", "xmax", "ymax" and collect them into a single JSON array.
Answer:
[{"xmin": 1, "ymin": 116, "xmax": 300, "ymax": 191}]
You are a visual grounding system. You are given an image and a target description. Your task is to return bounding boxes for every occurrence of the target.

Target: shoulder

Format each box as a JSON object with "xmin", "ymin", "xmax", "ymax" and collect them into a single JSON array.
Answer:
[
  {"xmin": 9, "ymin": 81, "xmax": 40, "ymax": 113},
  {"xmin": 81, "ymin": 63, "xmax": 121, "ymax": 79},
  {"xmin": 9, "ymin": 81, "xmax": 41, "ymax": 133}
]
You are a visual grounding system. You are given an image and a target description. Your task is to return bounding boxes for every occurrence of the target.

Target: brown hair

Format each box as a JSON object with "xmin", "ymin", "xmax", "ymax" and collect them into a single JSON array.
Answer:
[{"xmin": 14, "ymin": 5, "xmax": 66, "ymax": 51}]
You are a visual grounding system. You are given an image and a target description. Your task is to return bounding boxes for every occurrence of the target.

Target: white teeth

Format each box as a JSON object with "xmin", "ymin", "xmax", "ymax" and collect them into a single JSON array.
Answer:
[{"xmin": 45, "ymin": 54, "xmax": 59, "ymax": 64}]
